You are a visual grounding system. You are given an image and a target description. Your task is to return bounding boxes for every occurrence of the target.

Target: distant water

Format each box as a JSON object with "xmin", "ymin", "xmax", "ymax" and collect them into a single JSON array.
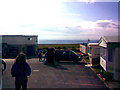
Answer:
[{"xmin": 39, "ymin": 40, "xmax": 98, "ymax": 44}]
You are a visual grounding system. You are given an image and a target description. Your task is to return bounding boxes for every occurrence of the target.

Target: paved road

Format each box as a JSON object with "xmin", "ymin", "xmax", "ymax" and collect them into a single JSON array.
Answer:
[{"xmin": 2, "ymin": 58, "xmax": 108, "ymax": 89}]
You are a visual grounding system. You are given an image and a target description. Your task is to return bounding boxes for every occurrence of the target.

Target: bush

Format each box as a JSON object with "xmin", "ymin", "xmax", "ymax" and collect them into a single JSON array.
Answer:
[
  {"xmin": 63, "ymin": 47, "xmax": 67, "ymax": 50},
  {"xmin": 103, "ymin": 71, "xmax": 113, "ymax": 81}
]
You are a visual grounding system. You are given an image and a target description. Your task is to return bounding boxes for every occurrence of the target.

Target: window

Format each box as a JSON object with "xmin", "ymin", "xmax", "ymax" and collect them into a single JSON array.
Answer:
[
  {"xmin": 100, "ymin": 47, "xmax": 105, "ymax": 56},
  {"xmin": 95, "ymin": 48, "xmax": 100, "ymax": 55},
  {"xmin": 36, "ymin": 39, "xmax": 38, "ymax": 43},
  {"xmin": 69, "ymin": 51, "xmax": 74, "ymax": 56},
  {"xmin": 89, "ymin": 47, "xmax": 92, "ymax": 54},
  {"xmin": 36, "ymin": 37, "xmax": 38, "ymax": 43},
  {"xmin": 87, "ymin": 47, "xmax": 89, "ymax": 53},
  {"xmin": 100, "ymin": 47, "xmax": 106, "ymax": 60},
  {"xmin": 28, "ymin": 37, "xmax": 32, "ymax": 40}
]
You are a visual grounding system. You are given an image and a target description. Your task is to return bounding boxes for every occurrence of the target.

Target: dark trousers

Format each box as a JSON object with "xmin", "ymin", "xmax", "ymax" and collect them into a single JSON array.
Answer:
[
  {"xmin": 39, "ymin": 57, "xmax": 42, "ymax": 61},
  {"xmin": 15, "ymin": 79, "xmax": 28, "ymax": 90}
]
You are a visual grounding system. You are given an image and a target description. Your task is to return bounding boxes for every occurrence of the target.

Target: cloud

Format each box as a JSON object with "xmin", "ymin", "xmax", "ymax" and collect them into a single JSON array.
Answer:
[
  {"xmin": 96, "ymin": 20, "xmax": 117, "ymax": 29},
  {"xmin": 34, "ymin": 19, "xmax": 118, "ymax": 40},
  {"xmin": 0, "ymin": 17, "xmax": 118, "ymax": 40},
  {"xmin": 55, "ymin": 20, "xmax": 118, "ymax": 40},
  {"xmin": 0, "ymin": 0, "xmax": 118, "ymax": 40},
  {"xmin": 94, "ymin": 20, "xmax": 118, "ymax": 36}
]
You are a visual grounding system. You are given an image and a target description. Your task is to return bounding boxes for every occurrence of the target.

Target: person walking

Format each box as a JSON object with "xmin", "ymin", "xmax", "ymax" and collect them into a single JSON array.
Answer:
[
  {"xmin": 11, "ymin": 52, "xmax": 31, "ymax": 90},
  {"xmin": 38, "ymin": 51, "xmax": 42, "ymax": 62}
]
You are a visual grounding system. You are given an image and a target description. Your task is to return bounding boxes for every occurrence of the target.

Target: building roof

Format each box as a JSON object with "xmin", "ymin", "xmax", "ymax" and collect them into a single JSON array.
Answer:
[
  {"xmin": 88, "ymin": 43, "xmax": 99, "ymax": 46},
  {"xmin": 80, "ymin": 43, "xmax": 88, "ymax": 46},
  {"xmin": 1, "ymin": 35, "xmax": 38, "ymax": 37},
  {"xmin": 102, "ymin": 36, "xmax": 120, "ymax": 43}
]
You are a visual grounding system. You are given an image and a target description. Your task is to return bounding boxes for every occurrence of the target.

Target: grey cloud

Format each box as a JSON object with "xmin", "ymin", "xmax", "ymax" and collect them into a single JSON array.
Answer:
[
  {"xmin": 96, "ymin": 20, "xmax": 118, "ymax": 29},
  {"xmin": 60, "ymin": 20, "xmax": 118, "ymax": 39},
  {"xmin": 38, "ymin": 20, "xmax": 118, "ymax": 40}
]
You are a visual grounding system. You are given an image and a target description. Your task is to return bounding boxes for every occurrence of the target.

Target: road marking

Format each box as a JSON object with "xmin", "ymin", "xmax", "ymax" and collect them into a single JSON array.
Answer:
[
  {"xmin": 33, "ymin": 70, "xmax": 39, "ymax": 72},
  {"xmin": 85, "ymin": 64, "xmax": 92, "ymax": 67}
]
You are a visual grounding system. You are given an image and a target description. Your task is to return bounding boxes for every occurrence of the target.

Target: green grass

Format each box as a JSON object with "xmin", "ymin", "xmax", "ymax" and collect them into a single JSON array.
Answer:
[
  {"xmin": 103, "ymin": 71, "xmax": 112, "ymax": 80},
  {"xmin": 38, "ymin": 44, "xmax": 80, "ymax": 49},
  {"xmin": 92, "ymin": 66, "xmax": 112, "ymax": 80},
  {"xmin": 82, "ymin": 54, "xmax": 113, "ymax": 80},
  {"xmin": 92, "ymin": 66, "xmax": 101, "ymax": 73},
  {"xmin": 84, "ymin": 57, "xmax": 89, "ymax": 63},
  {"xmin": 38, "ymin": 44, "xmax": 80, "ymax": 54}
]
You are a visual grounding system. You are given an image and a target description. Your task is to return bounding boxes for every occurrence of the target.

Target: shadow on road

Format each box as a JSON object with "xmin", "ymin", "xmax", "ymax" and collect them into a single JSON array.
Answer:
[
  {"xmin": 45, "ymin": 64, "xmax": 68, "ymax": 70},
  {"xmin": 59, "ymin": 61, "xmax": 86, "ymax": 65},
  {"xmin": 44, "ymin": 61, "xmax": 86, "ymax": 70}
]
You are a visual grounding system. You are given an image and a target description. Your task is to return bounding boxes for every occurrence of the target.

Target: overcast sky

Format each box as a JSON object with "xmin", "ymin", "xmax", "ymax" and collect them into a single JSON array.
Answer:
[{"xmin": 0, "ymin": 0, "xmax": 119, "ymax": 40}]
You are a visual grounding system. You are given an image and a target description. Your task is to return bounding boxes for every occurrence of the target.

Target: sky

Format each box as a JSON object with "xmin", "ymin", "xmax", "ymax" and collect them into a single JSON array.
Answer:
[{"xmin": 0, "ymin": 0, "xmax": 119, "ymax": 40}]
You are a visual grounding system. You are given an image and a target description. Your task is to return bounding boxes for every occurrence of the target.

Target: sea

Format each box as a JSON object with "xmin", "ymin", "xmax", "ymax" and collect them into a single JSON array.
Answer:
[{"xmin": 39, "ymin": 40, "xmax": 99, "ymax": 44}]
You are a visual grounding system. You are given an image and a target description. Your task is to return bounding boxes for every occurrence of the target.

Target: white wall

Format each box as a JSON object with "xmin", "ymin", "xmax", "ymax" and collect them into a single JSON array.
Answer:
[
  {"xmin": 88, "ymin": 45, "xmax": 100, "ymax": 58},
  {"xmin": 100, "ymin": 57, "xmax": 106, "ymax": 71},
  {"xmin": 99, "ymin": 37, "xmax": 120, "ymax": 80},
  {"xmin": 99, "ymin": 39, "xmax": 107, "ymax": 71},
  {"xmin": 99, "ymin": 38, "xmax": 107, "ymax": 48},
  {"xmin": 80, "ymin": 44, "xmax": 87, "ymax": 54},
  {"xmin": 88, "ymin": 43, "xmax": 100, "ymax": 65}
]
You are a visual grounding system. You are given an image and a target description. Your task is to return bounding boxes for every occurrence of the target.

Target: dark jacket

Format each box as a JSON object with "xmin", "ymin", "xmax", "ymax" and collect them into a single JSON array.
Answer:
[{"xmin": 11, "ymin": 62, "xmax": 31, "ymax": 81}]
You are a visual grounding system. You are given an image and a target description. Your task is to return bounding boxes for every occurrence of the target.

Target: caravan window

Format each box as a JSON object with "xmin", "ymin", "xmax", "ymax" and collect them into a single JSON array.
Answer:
[
  {"xmin": 95, "ymin": 48, "xmax": 100, "ymax": 55},
  {"xmin": 28, "ymin": 37, "xmax": 32, "ymax": 40}
]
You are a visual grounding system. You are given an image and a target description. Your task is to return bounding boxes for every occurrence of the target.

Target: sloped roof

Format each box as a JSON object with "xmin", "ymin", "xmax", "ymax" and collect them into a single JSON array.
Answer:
[
  {"xmin": 1, "ymin": 35, "xmax": 38, "ymax": 37},
  {"xmin": 102, "ymin": 36, "xmax": 120, "ymax": 43},
  {"xmin": 88, "ymin": 43, "xmax": 99, "ymax": 46}
]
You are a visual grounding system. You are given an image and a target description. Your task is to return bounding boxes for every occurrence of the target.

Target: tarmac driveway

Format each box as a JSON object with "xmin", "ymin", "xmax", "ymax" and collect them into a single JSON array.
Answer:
[{"xmin": 2, "ymin": 58, "xmax": 108, "ymax": 89}]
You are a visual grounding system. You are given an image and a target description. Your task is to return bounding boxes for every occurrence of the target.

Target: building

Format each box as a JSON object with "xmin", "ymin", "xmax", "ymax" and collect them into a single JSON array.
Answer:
[
  {"xmin": 2, "ymin": 35, "xmax": 38, "ymax": 58},
  {"xmin": 87, "ymin": 43, "xmax": 100, "ymax": 65},
  {"xmin": 80, "ymin": 43, "xmax": 88, "ymax": 55},
  {"xmin": 98, "ymin": 36, "xmax": 120, "ymax": 80}
]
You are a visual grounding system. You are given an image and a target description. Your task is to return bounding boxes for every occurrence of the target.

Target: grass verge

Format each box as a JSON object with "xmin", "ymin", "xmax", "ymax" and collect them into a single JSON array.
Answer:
[
  {"xmin": 38, "ymin": 44, "xmax": 80, "ymax": 49},
  {"xmin": 84, "ymin": 56, "xmax": 89, "ymax": 63}
]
